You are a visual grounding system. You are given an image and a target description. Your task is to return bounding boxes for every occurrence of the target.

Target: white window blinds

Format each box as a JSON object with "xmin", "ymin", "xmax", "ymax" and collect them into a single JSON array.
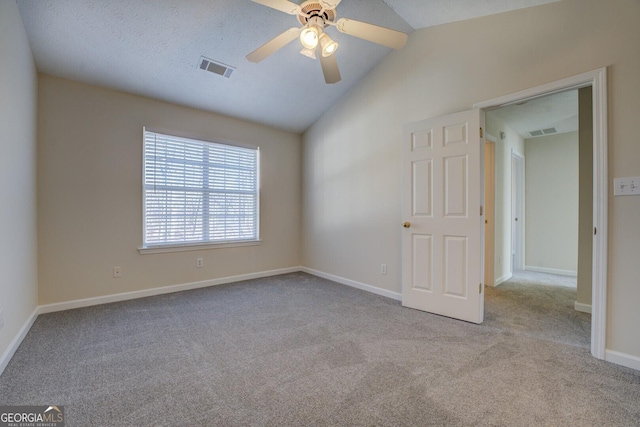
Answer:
[{"xmin": 143, "ymin": 130, "xmax": 259, "ymax": 247}]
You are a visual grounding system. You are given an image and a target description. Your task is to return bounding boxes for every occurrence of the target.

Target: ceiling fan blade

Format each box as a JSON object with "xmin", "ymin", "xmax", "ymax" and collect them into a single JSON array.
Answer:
[
  {"xmin": 246, "ymin": 27, "xmax": 301, "ymax": 63},
  {"xmin": 319, "ymin": 50, "xmax": 341, "ymax": 84},
  {"xmin": 319, "ymin": 0, "xmax": 342, "ymax": 9},
  {"xmin": 252, "ymin": 0, "xmax": 301, "ymax": 15},
  {"xmin": 336, "ymin": 18, "xmax": 408, "ymax": 49}
]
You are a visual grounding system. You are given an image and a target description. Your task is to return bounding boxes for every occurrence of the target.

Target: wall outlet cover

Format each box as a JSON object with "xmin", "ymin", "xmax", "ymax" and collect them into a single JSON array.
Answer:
[{"xmin": 614, "ymin": 177, "xmax": 640, "ymax": 196}]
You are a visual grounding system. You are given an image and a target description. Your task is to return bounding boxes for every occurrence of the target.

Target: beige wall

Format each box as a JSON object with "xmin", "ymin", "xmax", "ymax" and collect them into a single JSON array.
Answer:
[
  {"xmin": 524, "ymin": 132, "xmax": 579, "ymax": 274},
  {"xmin": 302, "ymin": 0, "xmax": 640, "ymax": 358},
  {"xmin": 0, "ymin": 1, "xmax": 39, "ymax": 361},
  {"xmin": 38, "ymin": 75, "xmax": 302, "ymax": 304}
]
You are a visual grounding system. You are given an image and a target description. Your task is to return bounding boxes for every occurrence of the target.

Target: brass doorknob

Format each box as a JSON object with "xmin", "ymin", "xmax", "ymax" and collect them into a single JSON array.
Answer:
[{"xmin": 402, "ymin": 222, "xmax": 411, "ymax": 228}]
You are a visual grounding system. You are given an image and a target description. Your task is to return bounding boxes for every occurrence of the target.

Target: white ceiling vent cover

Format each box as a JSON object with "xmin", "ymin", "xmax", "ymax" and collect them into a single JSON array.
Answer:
[
  {"xmin": 199, "ymin": 56, "xmax": 235, "ymax": 78},
  {"xmin": 528, "ymin": 127, "xmax": 557, "ymax": 138}
]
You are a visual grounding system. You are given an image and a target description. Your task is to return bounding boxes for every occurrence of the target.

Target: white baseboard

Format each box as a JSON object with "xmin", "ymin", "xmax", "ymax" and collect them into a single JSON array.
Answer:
[
  {"xmin": 574, "ymin": 301, "xmax": 592, "ymax": 314},
  {"xmin": 0, "ymin": 307, "xmax": 39, "ymax": 376},
  {"xmin": 495, "ymin": 272, "xmax": 512, "ymax": 286},
  {"xmin": 301, "ymin": 267, "xmax": 402, "ymax": 301},
  {"xmin": 605, "ymin": 350, "xmax": 640, "ymax": 372},
  {"xmin": 39, "ymin": 267, "xmax": 302, "ymax": 314},
  {"xmin": 525, "ymin": 266, "xmax": 577, "ymax": 277}
]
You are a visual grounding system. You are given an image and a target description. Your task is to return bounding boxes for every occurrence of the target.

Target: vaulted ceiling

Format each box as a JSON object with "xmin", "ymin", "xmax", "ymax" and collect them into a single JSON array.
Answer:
[{"xmin": 17, "ymin": 0, "xmax": 561, "ymax": 133}]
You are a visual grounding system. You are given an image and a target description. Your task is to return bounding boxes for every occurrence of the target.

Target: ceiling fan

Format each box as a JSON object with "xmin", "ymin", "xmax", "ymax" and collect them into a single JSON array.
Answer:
[{"xmin": 246, "ymin": 0, "xmax": 409, "ymax": 84}]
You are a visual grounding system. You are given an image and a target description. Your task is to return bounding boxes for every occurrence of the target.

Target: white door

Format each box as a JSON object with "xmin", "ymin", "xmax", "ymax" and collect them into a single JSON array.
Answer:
[{"xmin": 402, "ymin": 109, "xmax": 484, "ymax": 324}]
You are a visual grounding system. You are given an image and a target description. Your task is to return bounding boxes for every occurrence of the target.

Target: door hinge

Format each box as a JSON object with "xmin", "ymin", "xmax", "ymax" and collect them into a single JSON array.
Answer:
[
  {"xmin": 480, "ymin": 127, "xmax": 484, "ymax": 138},
  {"xmin": 594, "ymin": 227, "xmax": 597, "ymax": 235},
  {"xmin": 480, "ymin": 206, "xmax": 483, "ymax": 216},
  {"xmin": 479, "ymin": 283, "xmax": 483, "ymax": 293}
]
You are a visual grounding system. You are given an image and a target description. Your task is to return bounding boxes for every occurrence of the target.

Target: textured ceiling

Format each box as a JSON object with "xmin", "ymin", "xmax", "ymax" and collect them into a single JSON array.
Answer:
[
  {"xmin": 17, "ymin": 0, "xmax": 562, "ymax": 133},
  {"xmin": 489, "ymin": 90, "xmax": 578, "ymax": 140}
]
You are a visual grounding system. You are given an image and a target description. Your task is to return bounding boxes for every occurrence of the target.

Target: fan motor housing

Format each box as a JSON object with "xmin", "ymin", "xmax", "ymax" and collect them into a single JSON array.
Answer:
[{"xmin": 297, "ymin": 1, "xmax": 337, "ymax": 27}]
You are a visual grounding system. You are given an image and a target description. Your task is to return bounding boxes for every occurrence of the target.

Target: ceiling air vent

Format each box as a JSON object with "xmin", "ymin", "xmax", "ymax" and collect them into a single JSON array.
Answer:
[
  {"xmin": 528, "ymin": 127, "xmax": 557, "ymax": 138},
  {"xmin": 199, "ymin": 56, "xmax": 235, "ymax": 78}
]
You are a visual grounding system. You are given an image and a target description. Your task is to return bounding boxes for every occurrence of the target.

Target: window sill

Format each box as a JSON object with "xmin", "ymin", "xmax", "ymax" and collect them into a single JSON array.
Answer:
[{"xmin": 138, "ymin": 240, "xmax": 262, "ymax": 254}]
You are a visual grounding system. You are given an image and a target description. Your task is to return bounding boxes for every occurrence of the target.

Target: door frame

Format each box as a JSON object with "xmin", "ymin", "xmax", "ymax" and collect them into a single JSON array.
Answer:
[
  {"xmin": 474, "ymin": 67, "xmax": 608, "ymax": 360},
  {"xmin": 511, "ymin": 150, "xmax": 525, "ymax": 272},
  {"xmin": 484, "ymin": 137, "xmax": 496, "ymax": 287}
]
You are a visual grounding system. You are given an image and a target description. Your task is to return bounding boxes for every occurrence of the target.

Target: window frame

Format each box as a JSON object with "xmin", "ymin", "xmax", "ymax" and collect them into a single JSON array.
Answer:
[{"xmin": 139, "ymin": 128, "xmax": 261, "ymax": 254}]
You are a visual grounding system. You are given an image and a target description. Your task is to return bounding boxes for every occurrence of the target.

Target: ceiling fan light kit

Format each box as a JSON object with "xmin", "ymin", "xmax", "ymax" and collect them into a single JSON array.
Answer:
[
  {"xmin": 300, "ymin": 47, "xmax": 317, "ymax": 59},
  {"xmin": 319, "ymin": 33, "xmax": 338, "ymax": 57},
  {"xmin": 300, "ymin": 23, "xmax": 321, "ymax": 49},
  {"xmin": 247, "ymin": 0, "xmax": 409, "ymax": 84}
]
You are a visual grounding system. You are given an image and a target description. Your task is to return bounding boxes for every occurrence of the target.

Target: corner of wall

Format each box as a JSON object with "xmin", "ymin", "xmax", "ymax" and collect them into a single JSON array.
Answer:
[{"xmin": 0, "ymin": 0, "xmax": 39, "ymax": 376}]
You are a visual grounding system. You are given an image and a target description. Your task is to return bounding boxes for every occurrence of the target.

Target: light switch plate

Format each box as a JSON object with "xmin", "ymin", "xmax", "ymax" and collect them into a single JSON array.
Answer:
[{"xmin": 613, "ymin": 177, "xmax": 640, "ymax": 196}]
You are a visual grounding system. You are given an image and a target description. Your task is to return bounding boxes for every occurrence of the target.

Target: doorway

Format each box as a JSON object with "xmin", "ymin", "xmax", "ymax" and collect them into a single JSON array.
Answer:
[
  {"xmin": 486, "ymin": 91, "xmax": 586, "ymax": 349},
  {"xmin": 475, "ymin": 67, "xmax": 608, "ymax": 360}
]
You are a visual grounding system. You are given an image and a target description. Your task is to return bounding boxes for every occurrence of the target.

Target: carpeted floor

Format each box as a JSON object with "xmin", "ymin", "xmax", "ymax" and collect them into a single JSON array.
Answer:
[
  {"xmin": 1, "ymin": 272, "xmax": 639, "ymax": 426},
  {"xmin": 484, "ymin": 270, "xmax": 587, "ymax": 349},
  {"xmin": 508, "ymin": 269, "xmax": 578, "ymax": 288}
]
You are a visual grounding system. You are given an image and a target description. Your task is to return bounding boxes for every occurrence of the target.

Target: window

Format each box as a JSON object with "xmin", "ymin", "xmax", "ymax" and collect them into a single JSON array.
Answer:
[{"xmin": 142, "ymin": 130, "xmax": 259, "ymax": 250}]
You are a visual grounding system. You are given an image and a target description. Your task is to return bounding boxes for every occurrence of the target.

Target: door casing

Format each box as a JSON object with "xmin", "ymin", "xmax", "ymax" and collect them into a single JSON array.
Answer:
[
  {"xmin": 511, "ymin": 150, "xmax": 525, "ymax": 272},
  {"xmin": 484, "ymin": 138, "xmax": 496, "ymax": 287}
]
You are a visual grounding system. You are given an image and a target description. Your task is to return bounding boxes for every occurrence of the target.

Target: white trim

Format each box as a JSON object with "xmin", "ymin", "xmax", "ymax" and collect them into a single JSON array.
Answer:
[
  {"xmin": 525, "ymin": 266, "xmax": 577, "ymax": 277},
  {"xmin": 138, "ymin": 240, "xmax": 262, "ymax": 254},
  {"xmin": 485, "ymin": 133, "xmax": 498, "ymax": 143},
  {"xmin": 301, "ymin": 267, "xmax": 402, "ymax": 301},
  {"xmin": 474, "ymin": 69, "xmax": 603, "ymax": 111},
  {"xmin": 474, "ymin": 67, "xmax": 608, "ymax": 361},
  {"xmin": 38, "ymin": 267, "xmax": 300, "ymax": 314},
  {"xmin": 590, "ymin": 68, "xmax": 608, "ymax": 361},
  {"xmin": 483, "ymin": 139, "xmax": 496, "ymax": 288},
  {"xmin": 495, "ymin": 272, "xmax": 512, "ymax": 286},
  {"xmin": 605, "ymin": 350, "xmax": 640, "ymax": 372},
  {"xmin": 0, "ymin": 308, "xmax": 39, "ymax": 376},
  {"xmin": 511, "ymin": 150, "xmax": 525, "ymax": 272},
  {"xmin": 574, "ymin": 302, "xmax": 592, "ymax": 314}
]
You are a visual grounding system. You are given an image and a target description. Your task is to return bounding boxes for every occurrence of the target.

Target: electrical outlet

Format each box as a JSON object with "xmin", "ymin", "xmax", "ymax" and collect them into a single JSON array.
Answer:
[
  {"xmin": 0, "ymin": 307, "xmax": 4, "ymax": 331},
  {"xmin": 113, "ymin": 266, "xmax": 122, "ymax": 278},
  {"xmin": 380, "ymin": 263, "xmax": 387, "ymax": 275},
  {"xmin": 196, "ymin": 258, "xmax": 203, "ymax": 268}
]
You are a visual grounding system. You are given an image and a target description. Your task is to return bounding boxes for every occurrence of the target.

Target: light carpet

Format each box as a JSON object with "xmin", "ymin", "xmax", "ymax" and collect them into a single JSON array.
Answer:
[{"xmin": 1, "ymin": 272, "xmax": 638, "ymax": 426}]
